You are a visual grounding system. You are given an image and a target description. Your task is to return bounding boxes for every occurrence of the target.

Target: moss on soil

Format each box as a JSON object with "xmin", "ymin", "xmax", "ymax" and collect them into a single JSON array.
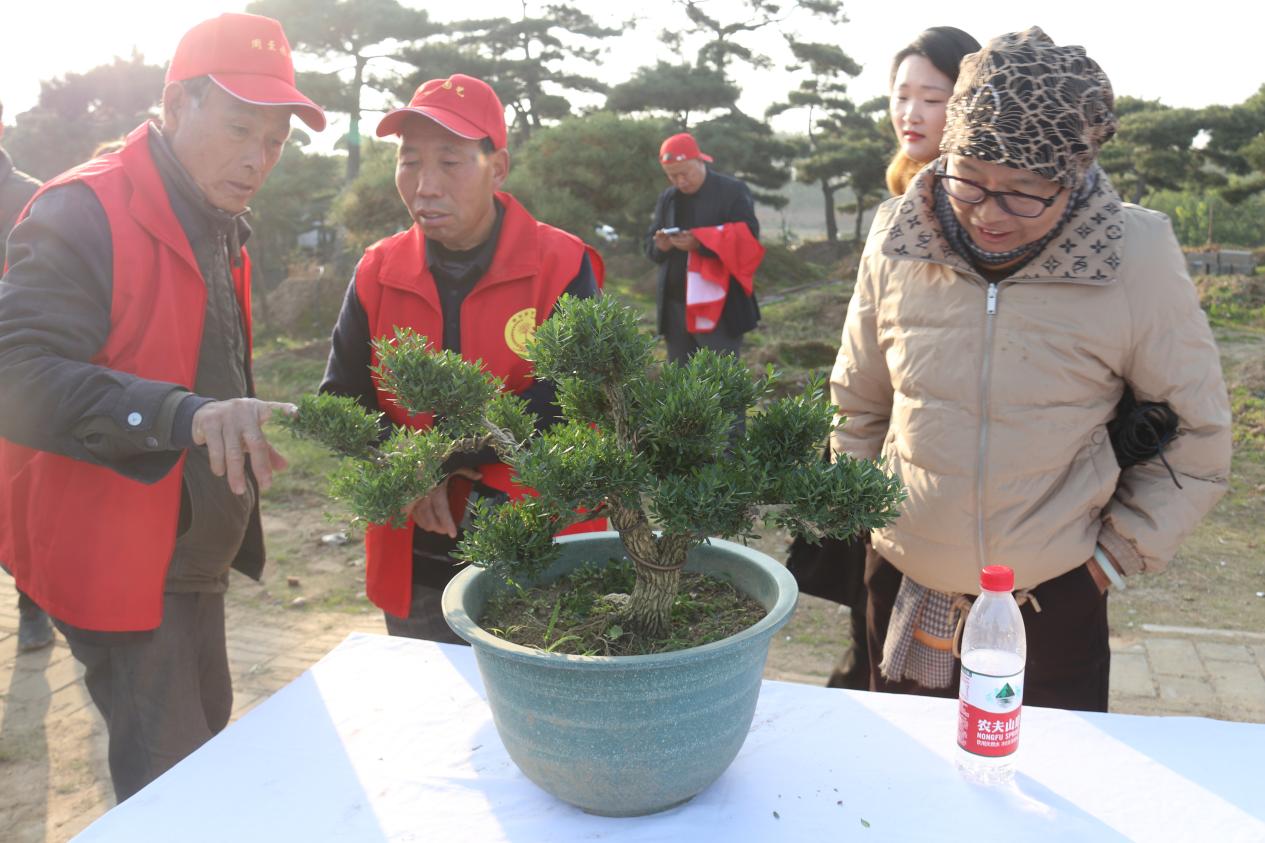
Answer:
[{"xmin": 480, "ymin": 558, "xmax": 767, "ymax": 656}]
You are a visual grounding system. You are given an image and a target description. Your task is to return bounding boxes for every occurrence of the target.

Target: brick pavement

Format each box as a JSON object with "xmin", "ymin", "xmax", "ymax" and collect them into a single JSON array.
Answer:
[{"xmin": 2, "ymin": 569, "xmax": 1263, "ymax": 841}]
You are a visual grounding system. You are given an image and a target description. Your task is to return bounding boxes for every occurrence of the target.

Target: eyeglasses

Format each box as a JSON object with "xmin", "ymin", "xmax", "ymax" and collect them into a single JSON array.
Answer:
[{"xmin": 935, "ymin": 173, "xmax": 1063, "ymax": 219}]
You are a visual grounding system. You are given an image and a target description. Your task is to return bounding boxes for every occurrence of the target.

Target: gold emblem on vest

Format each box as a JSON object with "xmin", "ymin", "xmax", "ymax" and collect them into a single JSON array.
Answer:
[{"xmin": 504, "ymin": 308, "xmax": 537, "ymax": 359}]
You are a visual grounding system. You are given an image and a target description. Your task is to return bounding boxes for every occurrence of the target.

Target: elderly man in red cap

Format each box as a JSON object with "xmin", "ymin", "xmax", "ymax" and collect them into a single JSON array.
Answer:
[
  {"xmin": 320, "ymin": 74, "xmax": 603, "ymax": 640},
  {"xmin": 0, "ymin": 13, "xmax": 324, "ymax": 801},
  {"xmin": 646, "ymin": 132, "xmax": 763, "ymax": 362}
]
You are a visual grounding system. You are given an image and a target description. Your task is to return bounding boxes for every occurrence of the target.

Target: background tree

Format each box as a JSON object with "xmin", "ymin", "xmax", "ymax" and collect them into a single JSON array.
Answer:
[
  {"xmin": 670, "ymin": 0, "xmax": 846, "ymax": 78},
  {"xmin": 605, "ymin": 62, "xmax": 738, "ymax": 129},
  {"xmin": 693, "ymin": 112, "xmax": 796, "ymax": 210},
  {"xmin": 394, "ymin": 4, "xmax": 620, "ymax": 144},
  {"xmin": 329, "ymin": 139, "xmax": 409, "ymax": 261},
  {"xmin": 4, "ymin": 53, "xmax": 163, "ymax": 180},
  {"xmin": 1202, "ymin": 85, "xmax": 1265, "ymax": 203},
  {"xmin": 1097, "ymin": 97, "xmax": 1214, "ymax": 205},
  {"xmin": 767, "ymin": 39, "xmax": 865, "ymax": 242},
  {"xmin": 506, "ymin": 113, "xmax": 671, "ymax": 245},
  {"xmin": 247, "ymin": 0, "xmax": 436, "ymax": 180},
  {"xmin": 247, "ymin": 134, "xmax": 343, "ymax": 330}
]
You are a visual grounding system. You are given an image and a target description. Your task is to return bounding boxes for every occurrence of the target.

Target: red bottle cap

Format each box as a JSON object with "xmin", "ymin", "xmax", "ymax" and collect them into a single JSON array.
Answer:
[{"xmin": 980, "ymin": 565, "xmax": 1014, "ymax": 592}]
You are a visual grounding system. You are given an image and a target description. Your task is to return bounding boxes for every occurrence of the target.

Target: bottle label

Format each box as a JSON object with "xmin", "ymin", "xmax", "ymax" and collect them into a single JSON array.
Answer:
[{"xmin": 957, "ymin": 665, "xmax": 1024, "ymax": 757}]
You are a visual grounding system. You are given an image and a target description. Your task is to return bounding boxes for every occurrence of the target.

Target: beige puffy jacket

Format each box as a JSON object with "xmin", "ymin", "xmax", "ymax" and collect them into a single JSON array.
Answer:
[{"xmin": 830, "ymin": 168, "xmax": 1232, "ymax": 594}]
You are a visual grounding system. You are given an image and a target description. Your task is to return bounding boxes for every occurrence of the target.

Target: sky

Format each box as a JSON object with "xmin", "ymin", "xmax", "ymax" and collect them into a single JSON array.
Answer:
[{"xmin": 5, "ymin": 0, "xmax": 1263, "ymax": 148}]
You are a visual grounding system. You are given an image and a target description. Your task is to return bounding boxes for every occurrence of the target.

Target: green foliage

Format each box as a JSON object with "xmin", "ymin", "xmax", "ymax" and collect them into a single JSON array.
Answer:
[
  {"xmin": 505, "ymin": 113, "xmax": 672, "ymax": 244},
  {"xmin": 553, "ymin": 376, "xmax": 611, "ymax": 427},
  {"xmin": 745, "ymin": 375, "xmax": 835, "ymax": 472},
  {"xmin": 1201, "ymin": 84, "xmax": 1265, "ymax": 199},
  {"xmin": 292, "ymin": 294, "xmax": 905, "ymax": 637},
  {"xmin": 769, "ymin": 453, "xmax": 907, "ymax": 542},
  {"xmin": 485, "ymin": 392, "xmax": 537, "ymax": 454},
  {"xmin": 1146, "ymin": 190, "xmax": 1265, "ymax": 249},
  {"xmin": 632, "ymin": 349, "xmax": 770, "ymax": 476},
  {"xmin": 769, "ymin": 30, "xmax": 890, "ymax": 242},
  {"xmin": 1196, "ymin": 275, "xmax": 1265, "ymax": 327},
  {"xmin": 649, "ymin": 455, "xmax": 762, "ymax": 540},
  {"xmin": 330, "ymin": 426, "xmax": 448, "ymax": 527},
  {"xmin": 455, "ymin": 496, "xmax": 561, "ymax": 581},
  {"xmin": 605, "ymin": 62, "xmax": 739, "ymax": 128},
  {"xmin": 373, "ymin": 328, "xmax": 500, "ymax": 437},
  {"xmin": 633, "ymin": 369, "xmax": 736, "ymax": 476},
  {"xmin": 529, "ymin": 295, "xmax": 655, "ymax": 385},
  {"xmin": 1229, "ymin": 386, "xmax": 1265, "ymax": 449},
  {"xmin": 693, "ymin": 111, "xmax": 795, "ymax": 207},
  {"xmin": 513, "ymin": 421, "xmax": 644, "ymax": 516},
  {"xmin": 329, "ymin": 140, "xmax": 407, "ymax": 259},
  {"xmin": 284, "ymin": 393, "xmax": 382, "ymax": 459},
  {"xmin": 1098, "ymin": 99, "xmax": 1215, "ymax": 205}
]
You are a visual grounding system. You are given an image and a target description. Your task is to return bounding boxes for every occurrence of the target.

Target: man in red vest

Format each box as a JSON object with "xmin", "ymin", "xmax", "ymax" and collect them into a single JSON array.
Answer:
[
  {"xmin": 320, "ymin": 74, "xmax": 602, "ymax": 640},
  {"xmin": 0, "ymin": 97, "xmax": 55, "ymax": 653},
  {"xmin": 0, "ymin": 14, "xmax": 324, "ymax": 801}
]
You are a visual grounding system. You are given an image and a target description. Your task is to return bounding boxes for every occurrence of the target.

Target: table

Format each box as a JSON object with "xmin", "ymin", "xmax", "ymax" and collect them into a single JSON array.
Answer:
[{"xmin": 76, "ymin": 633, "xmax": 1265, "ymax": 841}]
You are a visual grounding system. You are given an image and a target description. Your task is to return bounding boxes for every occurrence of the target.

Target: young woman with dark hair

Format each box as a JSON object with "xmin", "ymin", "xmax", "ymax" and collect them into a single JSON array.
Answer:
[{"xmin": 886, "ymin": 26, "xmax": 980, "ymax": 196}]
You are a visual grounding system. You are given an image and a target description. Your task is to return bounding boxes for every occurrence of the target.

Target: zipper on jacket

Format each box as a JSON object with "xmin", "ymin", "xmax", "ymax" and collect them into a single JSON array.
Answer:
[{"xmin": 976, "ymin": 281, "xmax": 999, "ymax": 571}]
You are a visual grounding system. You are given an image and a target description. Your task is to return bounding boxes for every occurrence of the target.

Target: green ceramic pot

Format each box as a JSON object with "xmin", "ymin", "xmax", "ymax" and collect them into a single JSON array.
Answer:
[{"xmin": 441, "ymin": 531, "xmax": 798, "ymax": 817}]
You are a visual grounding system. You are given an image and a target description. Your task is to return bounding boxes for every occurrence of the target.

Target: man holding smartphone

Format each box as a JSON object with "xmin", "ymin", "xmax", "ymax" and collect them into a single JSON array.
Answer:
[{"xmin": 645, "ymin": 133, "xmax": 761, "ymax": 362}]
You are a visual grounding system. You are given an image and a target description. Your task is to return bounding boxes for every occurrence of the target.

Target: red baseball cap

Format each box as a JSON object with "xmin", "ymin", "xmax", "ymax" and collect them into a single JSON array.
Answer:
[
  {"xmin": 166, "ymin": 13, "xmax": 326, "ymax": 132},
  {"xmin": 660, "ymin": 133, "xmax": 713, "ymax": 164},
  {"xmin": 375, "ymin": 74, "xmax": 508, "ymax": 150}
]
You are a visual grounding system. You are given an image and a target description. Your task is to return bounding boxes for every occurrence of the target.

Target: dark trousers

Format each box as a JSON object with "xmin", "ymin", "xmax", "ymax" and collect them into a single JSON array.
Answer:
[
  {"xmin": 661, "ymin": 300, "xmax": 744, "ymax": 364},
  {"xmin": 384, "ymin": 583, "xmax": 468, "ymax": 645},
  {"xmin": 17, "ymin": 585, "xmax": 39, "ymax": 612},
  {"xmin": 784, "ymin": 532, "xmax": 870, "ymax": 690},
  {"xmin": 864, "ymin": 549, "xmax": 1110, "ymax": 712},
  {"xmin": 55, "ymin": 592, "xmax": 232, "ymax": 802}
]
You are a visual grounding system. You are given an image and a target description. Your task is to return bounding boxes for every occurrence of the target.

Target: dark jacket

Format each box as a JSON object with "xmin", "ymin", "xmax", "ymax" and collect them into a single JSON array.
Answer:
[
  {"xmin": 0, "ymin": 147, "xmax": 41, "ymax": 266},
  {"xmin": 644, "ymin": 167, "xmax": 761, "ymax": 336}
]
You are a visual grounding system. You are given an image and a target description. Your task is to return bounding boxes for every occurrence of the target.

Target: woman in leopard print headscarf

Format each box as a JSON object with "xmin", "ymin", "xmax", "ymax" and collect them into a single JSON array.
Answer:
[{"xmin": 830, "ymin": 27, "xmax": 1232, "ymax": 711}]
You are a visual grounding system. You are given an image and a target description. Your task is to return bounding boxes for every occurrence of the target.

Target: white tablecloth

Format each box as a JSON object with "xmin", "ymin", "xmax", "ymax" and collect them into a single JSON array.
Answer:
[{"xmin": 76, "ymin": 633, "xmax": 1265, "ymax": 842}]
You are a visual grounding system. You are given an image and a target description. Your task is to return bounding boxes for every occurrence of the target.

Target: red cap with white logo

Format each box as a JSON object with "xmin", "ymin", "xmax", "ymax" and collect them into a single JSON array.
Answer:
[
  {"xmin": 166, "ymin": 12, "xmax": 326, "ymax": 132},
  {"xmin": 659, "ymin": 132, "xmax": 713, "ymax": 164}
]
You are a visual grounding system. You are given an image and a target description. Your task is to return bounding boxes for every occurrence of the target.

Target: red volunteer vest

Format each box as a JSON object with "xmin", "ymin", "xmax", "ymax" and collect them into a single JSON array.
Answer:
[
  {"xmin": 0, "ymin": 123, "xmax": 252, "ymax": 631},
  {"xmin": 354, "ymin": 193, "xmax": 605, "ymax": 617}
]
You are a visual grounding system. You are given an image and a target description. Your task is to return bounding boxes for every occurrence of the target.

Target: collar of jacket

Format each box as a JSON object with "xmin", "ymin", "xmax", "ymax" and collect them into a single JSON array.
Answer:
[
  {"xmin": 879, "ymin": 163, "xmax": 1126, "ymax": 287},
  {"xmin": 377, "ymin": 191, "xmax": 541, "ymax": 299},
  {"xmin": 424, "ymin": 197, "xmax": 505, "ymax": 286}
]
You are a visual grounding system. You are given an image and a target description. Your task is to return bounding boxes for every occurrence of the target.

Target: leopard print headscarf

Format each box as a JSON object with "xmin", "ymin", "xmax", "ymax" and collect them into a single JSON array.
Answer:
[{"xmin": 940, "ymin": 27, "xmax": 1117, "ymax": 188}]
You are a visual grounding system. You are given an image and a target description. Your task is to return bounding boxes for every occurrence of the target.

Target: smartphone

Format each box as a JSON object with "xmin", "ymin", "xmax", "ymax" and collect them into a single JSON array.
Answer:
[{"xmin": 660, "ymin": 226, "xmax": 681, "ymax": 235}]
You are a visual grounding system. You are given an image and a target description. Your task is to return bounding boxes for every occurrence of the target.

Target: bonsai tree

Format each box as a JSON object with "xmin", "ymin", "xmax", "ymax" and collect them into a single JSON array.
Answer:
[{"xmin": 287, "ymin": 295, "xmax": 904, "ymax": 638}]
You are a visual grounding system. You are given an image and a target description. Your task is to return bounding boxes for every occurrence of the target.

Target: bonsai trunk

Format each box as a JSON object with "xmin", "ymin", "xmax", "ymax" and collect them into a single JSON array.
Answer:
[
  {"xmin": 611, "ymin": 503, "xmax": 688, "ymax": 638},
  {"xmin": 627, "ymin": 565, "xmax": 680, "ymax": 639}
]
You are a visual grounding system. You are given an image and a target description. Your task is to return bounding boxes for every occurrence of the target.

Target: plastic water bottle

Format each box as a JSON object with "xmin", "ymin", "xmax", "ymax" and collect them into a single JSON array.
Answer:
[{"xmin": 956, "ymin": 565, "xmax": 1027, "ymax": 785}]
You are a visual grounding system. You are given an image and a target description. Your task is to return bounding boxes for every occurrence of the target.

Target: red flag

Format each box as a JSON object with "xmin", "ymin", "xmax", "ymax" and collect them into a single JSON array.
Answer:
[{"xmin": 685, "ymin": 222, "xmax": 764, "ymax": 333}]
